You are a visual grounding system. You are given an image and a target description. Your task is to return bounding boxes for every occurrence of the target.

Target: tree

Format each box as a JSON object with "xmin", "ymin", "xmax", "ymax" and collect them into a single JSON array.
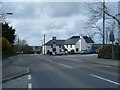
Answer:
[
  {"xmin": 0, "ymin": 37, "xmax": 11, "ymax": 52},
  {"xmin": 2, "ymin": 22, "xmax": 16, "ymax": 44},
  {"xmin": 85, "ymin": 1, "xmax": 120, "ymax": 44},
  {"xmin": 14, "ymin": 39, "xmax": 34, "ymax": 54},
  {"xmin": 86, "ymin": 2, "xmax": 120, "ymax": 25}
]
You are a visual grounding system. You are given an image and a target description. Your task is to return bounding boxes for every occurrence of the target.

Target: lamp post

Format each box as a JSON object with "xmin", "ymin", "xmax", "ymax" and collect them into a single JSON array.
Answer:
[
  {"xmin": 0, "ymin": 12, "xmax": 13, "ymax": 23},
  {"xmin": 6, "ymin": 13, "xmax": 13, "ymax": 15}
]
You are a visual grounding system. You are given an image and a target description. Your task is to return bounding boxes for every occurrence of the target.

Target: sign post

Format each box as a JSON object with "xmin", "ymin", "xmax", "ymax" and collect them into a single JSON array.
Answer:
[{"xmin": 109, "ymin": 30, "xmax": 115, "ymax": 60}]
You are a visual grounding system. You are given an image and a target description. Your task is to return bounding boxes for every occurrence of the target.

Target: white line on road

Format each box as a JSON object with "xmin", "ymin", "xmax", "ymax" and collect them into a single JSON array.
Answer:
[
  {"xmin": 28, "ymin": 75, "xmax": 31, "ymax": 80},
  {"xmin": 91, "ymin": 74, "xmax": 120, "ymax": 86},
  {"xmin": 59, "ymin": 63, "xmax": 73, "ymax": 69},
  {"xmin": 46, "ymin": 59, "xmax": 52, "ymax": 62},
  {"xmin": 28, "ymin": 83, "xmax": 32, "ymax": 90},
  {"xmin": 105, "ymin": 66, "xmax": 111, "ymax": 67}
]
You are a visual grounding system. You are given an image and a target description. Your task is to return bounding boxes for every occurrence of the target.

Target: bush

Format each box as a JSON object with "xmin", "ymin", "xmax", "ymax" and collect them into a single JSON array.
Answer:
[
  {"xmin": 98, "ymin": 45, "xmax": 120, "ymax": 60},
  {"xmin": 71, "ymin": 49, "xmax": 75, "ymax": 54},
  {"xmin": 0, "ymin": 37, "xmax": 12, "ymax": 52},
  {"xmin": 0, "ymin": 38, "xmax": 16, "ymax": 59}
]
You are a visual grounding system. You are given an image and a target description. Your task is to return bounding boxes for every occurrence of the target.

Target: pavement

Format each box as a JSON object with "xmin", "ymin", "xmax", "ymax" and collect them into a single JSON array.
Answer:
[
  {"xmin": 58, "ymin": 54, "xmax": 120, "ymax": 68},
  {"xmin": 81, "ymin": 58, "xmax": 120, "ymax": 68},
  {"xmin": 2, "ymin": 55, "xmax": 29, "ymax": 82}
]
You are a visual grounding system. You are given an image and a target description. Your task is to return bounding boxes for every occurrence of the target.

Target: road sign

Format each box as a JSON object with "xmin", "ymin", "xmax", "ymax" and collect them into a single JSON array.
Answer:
[{"xmin": 109, "ymin": 30, "xmax": 114, "ymax": 42}]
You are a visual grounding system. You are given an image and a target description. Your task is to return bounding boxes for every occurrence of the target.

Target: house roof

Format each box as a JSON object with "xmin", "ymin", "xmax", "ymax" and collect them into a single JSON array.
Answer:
[
  {"xmin": 64, "ymin": 36, "xmax": 80, "ymax": 45},
  {"xmin": 83, "ymin": 36, "xmax": 94, "ymax": 43},
  {"xmin": 45, "ymin": 40, "xmax": 65, "ymax": 45},
  {"xmin": 64, "ymin": 36, "xmax": 94, "ymax": 45}
]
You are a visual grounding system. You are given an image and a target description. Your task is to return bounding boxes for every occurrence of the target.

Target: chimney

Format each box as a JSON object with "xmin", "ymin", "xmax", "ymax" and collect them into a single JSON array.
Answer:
[{"xmin": 80, "ymin": 34, "xmax": 83, "ymax": 38}]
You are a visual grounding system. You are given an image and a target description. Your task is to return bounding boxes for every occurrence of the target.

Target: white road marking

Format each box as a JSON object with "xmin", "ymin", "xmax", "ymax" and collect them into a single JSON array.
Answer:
[
  {"xmin": 46, "ymin": 59, "xmax": 52, "ymax": 62},
  {"xmin": 91, "ymin": 74, "xmax": 120, "ymax": 86},
  {"xmin": 28, "ymin": 75, "xmax": 31, "ymax": 80},
  {"xmin": 105, "ymin": 66, "xmax": 111, "ymax": 67},
  {"xmin": 59, "ymin": 63, "xmax": 73, "ymax": 69},
  {"xmin": 28, "ymin": 83, "xmax": 32, "ymax": 89}
]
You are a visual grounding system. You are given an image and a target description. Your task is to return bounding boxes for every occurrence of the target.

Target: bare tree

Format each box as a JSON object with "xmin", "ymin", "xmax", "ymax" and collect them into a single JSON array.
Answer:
[{"xmin": 85, "ymin": 1, "xmax": 120, "ymax": 44}]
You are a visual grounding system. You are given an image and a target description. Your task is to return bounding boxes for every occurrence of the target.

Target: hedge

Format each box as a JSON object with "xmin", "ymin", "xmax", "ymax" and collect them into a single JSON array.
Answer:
[{"xmin": 98, "ymin": 45, "xmax": 120, "ymax": 60}]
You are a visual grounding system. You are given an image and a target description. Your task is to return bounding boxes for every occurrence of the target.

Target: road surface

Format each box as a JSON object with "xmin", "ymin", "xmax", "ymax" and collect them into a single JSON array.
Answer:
[{"xmin": 2, "ymin": 54, "xmax": 119, "ymax": 88}]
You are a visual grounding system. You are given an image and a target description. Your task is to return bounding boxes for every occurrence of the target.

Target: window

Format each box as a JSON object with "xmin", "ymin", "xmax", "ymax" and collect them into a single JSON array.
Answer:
[
  {"xmin": 59, "ymin": 45, "xmax": 61, "ymax": 48},
  {"xmin": 51, "ymin": 45, "xmax": 53, "ymax": 48},
  {"xmin": 70, "ymin": 45, "xmax": 72, "ymax": 48},
  {"xmin": 60, "ymin": 49, "xmax": 61, "ymax": 52},
  {"xmin": 76, "ymin": 48, "xmax": 79, "ymax": 52},
  {"xmin": 66, "ymin": 45, "xmax": 68, "ymax": 48}
]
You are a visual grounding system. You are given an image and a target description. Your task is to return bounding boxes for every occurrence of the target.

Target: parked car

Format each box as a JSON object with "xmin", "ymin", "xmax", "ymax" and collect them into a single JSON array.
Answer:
[
  {"xmin": 80, "ymin": 50, "xmax": 96, "ymax": 54},
  {"xmin": 80, "ymin": 50, "xmax": 87, "ymax": 54},
  {"xmin": 96, "ymin": 49, "xmax": 101, "ymax": 53},
  {"xmin": 88, "ymin": 50, "xmax": 96, "ymax": 53},
  {"xmin": 56, "ymin": 51, "xmax": 68, "ymax": 55}
]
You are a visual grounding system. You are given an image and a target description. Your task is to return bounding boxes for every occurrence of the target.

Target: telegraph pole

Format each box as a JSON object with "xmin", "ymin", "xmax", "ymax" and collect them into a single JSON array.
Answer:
[
  {"xmin": 44, "ymin": 34, "xmax": 45, "ymax": 55},
  {"xmin": 103, "ymin": 0, "xmax": 105, "ymax": 49}
]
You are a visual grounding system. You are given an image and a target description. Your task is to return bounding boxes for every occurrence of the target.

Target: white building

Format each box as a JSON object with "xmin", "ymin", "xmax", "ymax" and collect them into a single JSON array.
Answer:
[
  {"xmin": 64, "ymin": 35, "xmax": 94, "ymax": 53},
  {"xmin": 42, "ymin": 40, "xmax": 65, "ymax": 54},
  {"xmin": 42, "ymin": 35, "xmax": 94, "ymax": 54}
]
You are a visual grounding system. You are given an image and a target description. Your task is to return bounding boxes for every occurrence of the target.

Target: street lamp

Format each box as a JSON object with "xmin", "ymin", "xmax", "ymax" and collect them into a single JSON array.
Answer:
[
  {"xmin": 0, "ymin": 12, "xmax": 13, "ymax": 23},
  {"xmin": 7, "ymin": 12, "xmax": 13, "ymax": 15}
]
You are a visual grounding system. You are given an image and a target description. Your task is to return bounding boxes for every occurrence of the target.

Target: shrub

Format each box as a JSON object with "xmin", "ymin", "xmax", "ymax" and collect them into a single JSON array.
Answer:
[
  {"xmin": 0, "ymin": 38, "xmax": 16, "ymax": 59},
  {"xmin": 0, "ymin": 37, "xmax": 12, "ymax": 52},
  {"xmin": 71, "ymin": 49, "xmax": 75, "ymax": 54},
  {"xmin": 98, "ymin": 45, "xmax": 120, "ymax": 60}
]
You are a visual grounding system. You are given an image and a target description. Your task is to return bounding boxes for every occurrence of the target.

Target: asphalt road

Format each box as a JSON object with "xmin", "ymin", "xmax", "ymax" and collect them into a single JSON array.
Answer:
[{"xmin": 3, "ymin": 54, "xmax": 119, "ymax": 88}]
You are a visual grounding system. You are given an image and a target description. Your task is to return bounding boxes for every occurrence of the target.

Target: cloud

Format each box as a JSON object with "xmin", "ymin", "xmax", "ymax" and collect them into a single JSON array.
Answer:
[{"xmin": 3, "ymin": 2, "xmax": 118, "ymax": 45}]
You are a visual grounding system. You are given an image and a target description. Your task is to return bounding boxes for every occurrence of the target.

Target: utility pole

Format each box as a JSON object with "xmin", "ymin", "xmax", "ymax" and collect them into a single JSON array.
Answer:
[
  {"xmin": 44, "ymin": 34, "xmax": 45, "ymax": 55},
  {"xmin": 118, "ymin": 1, "xmax": 120, "ymax": 44},
  {"xmin": 103, "ymin": 0, "xmax": 105, "ymax": 49}
]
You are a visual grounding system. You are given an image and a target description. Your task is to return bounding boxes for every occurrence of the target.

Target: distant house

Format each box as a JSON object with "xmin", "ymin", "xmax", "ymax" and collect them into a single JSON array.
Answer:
[
  {"xmin": 42, "ymin": 39, "xmax": 65, "ymax": 54},
  {"xmin": 64, "ymin": 35, "xmax": 94, "ymax": 53}
]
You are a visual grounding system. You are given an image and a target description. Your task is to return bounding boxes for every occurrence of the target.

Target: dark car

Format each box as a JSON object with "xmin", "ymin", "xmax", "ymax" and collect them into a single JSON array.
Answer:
[
  {"xmin": 88, "ymin": 50, "xmax": 96, "ymax": 53},
  {"xmin": 80, "ymin": 50, "xmax": 96, "ymax": 54}
]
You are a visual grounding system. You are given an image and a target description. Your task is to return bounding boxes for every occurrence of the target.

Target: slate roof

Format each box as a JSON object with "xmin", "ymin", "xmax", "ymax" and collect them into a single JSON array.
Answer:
[
  {"xmin": 64, "ymin": 36, "xmax": 94, "ymax": 45},
  {"xmin": 45, "ymin": 36, "xmax": 94, "ymax": 45},
  {"xmin": 83, "ymin": 36, "xmax": 94, "ymax": 43},
  {"xmin": 64, "ymin": 36, "xmax": 80, "ymax": 45},
  {"xmin": 45, "ymin": 40, "xmax": 65, "ymax": 45}
]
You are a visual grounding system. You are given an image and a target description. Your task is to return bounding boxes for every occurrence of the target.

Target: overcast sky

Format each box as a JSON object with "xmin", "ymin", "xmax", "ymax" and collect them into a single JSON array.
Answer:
[{"xmin": 2, "ymin": 2, "xmax": 119, "ymax": 46}]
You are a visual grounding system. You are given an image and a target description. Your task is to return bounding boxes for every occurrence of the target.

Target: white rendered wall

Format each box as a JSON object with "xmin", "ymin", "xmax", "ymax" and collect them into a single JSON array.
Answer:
[
  {"xmin": 42, "ymin": 45, "xmax": 63, "ymax": 54},
  {"xmin": 80, "ymin": 37, "xmax": 88, "ymax": 50},
  {"xmin": 64, "ymin": 45, "xmax": 75, "ymax": 52}
]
